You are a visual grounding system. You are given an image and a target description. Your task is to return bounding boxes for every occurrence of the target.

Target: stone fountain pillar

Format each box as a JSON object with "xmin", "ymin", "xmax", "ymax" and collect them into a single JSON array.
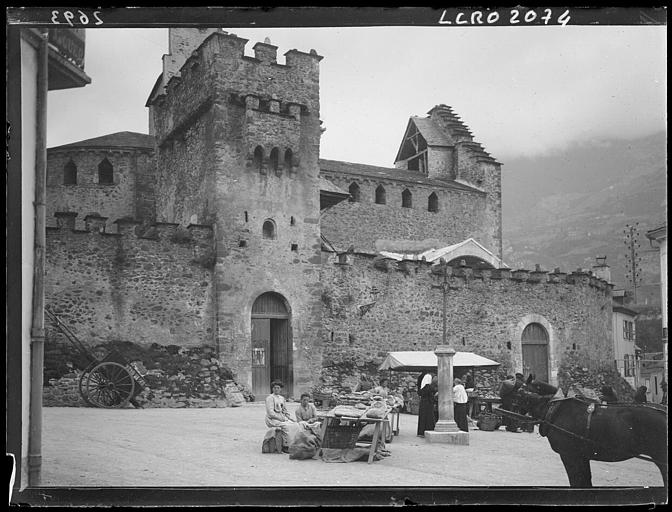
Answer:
[{"xmin": 425, "ymin": 345, "xmax": 469, "ymax": 444}]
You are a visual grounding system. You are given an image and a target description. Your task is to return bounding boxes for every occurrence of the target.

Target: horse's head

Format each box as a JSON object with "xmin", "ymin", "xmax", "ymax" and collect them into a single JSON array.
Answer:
[
  {"xmin": 524, "ymin": 378, "xmax": 558, "ymax": 397},
  {"xmin": 499, "ymin": 376, "xmax": 557, "ymax": 419}
]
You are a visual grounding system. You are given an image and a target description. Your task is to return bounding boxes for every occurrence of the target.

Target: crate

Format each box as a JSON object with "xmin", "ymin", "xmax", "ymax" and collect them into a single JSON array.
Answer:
[
  {"xmin": 322, "ymin": 423, "xmax": 365, "ymax": 449},
  {"xmin": 477, "ymin": 412, "xmax": 501, "ymax": 431}
]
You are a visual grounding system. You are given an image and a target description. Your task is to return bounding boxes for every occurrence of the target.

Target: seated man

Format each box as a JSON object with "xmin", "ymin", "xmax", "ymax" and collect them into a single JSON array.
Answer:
[{"xmin": 295, "ymin": 393, "xmax": 319, "ymax": 423}]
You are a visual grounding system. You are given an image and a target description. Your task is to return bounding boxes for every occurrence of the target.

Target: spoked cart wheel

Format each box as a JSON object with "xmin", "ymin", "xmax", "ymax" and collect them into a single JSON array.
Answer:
[
  {"xmin": 85, "ymin": 361, "xmax": 135, "ymax": 408},
  {"xmin": 78, "ymin": 361, "xmax": 98, "ymax": 406}
]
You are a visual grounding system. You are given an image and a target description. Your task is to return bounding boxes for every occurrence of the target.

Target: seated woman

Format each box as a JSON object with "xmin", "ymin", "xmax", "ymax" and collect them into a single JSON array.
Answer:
[
  {"xmin": 265, "ymin": 380, "xmax": 294, "ymax": 453},
  {"xmin": 295, "ymin": 393, "xmax": 319, "ymax": 423},
  {"xmin": 372, "ymin": 378, "xmax": 390, "ymax": 398}
]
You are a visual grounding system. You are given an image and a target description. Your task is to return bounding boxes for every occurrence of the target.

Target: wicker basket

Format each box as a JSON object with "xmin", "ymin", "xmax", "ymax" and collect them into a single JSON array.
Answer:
[
  {"xmin": 477, "ymin": 412, "xmax": 501, "ymax": 431},
  {"xmin": 322, "ymin": 423, "xmax": 365, "ymax": 449}
]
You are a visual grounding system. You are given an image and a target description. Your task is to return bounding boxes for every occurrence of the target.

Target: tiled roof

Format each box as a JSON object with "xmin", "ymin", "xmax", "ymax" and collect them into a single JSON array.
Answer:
[
  {"xmin": 318, "ymin": 159, "xmax": 483, "ymax": 193},
  {"xmin": 412, "ymin": 117, "xmax": 452, "ymax": 147},
  {"xmin": 49, "ymin": 132, "xmax": 155, "ymax": 151}
]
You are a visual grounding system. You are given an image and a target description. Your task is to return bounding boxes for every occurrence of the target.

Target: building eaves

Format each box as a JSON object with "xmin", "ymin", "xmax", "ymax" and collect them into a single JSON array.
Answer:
[
  {"xmin": 319, "ymin": 158, "xmax": 484, "ymax": 194},
  {"xmin": 48, "ymin": 132, "xmax": 156, "ymax": 151}
]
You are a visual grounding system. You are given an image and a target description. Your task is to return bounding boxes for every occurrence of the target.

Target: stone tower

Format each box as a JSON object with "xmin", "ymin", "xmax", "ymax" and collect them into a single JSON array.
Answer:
[{"xmin": 147, "ymin": 29, "xmax": 324, "ymax": 398}]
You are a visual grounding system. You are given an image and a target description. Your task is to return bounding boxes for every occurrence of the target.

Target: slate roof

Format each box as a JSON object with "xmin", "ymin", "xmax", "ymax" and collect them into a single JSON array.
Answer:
[
  {"xmin": 411, "ymin": 117, "xmax": 452, "ymax": 147},
  {"xmin": 49, "ymin": 132, "xmax": 155, "ymax": 151},
  {"xmin": 318, "ymin": 158, "xmax": 483, "ymax": 193}
]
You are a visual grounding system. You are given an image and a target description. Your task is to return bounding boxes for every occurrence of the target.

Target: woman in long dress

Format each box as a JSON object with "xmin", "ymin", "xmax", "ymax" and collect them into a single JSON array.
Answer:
[
  {"xmin": 265, "ymin": 380, "xmax": 294, "ymax": 452},
  {"xmin": 417, "ymin": 373, "xmax": 436, "ymax": 437}
]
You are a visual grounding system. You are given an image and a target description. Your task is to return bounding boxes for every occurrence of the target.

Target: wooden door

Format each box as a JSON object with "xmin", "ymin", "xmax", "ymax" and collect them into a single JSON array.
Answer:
[
  {"xmin": 270, "ymin": 318, "xmax": 292, "ymax": 398},
  {"xmin": 522, "ymin": 322, "xmax": 549, "ymax": 382},
  {"xmin": 251, "ymin": 319, "xmax": 270, "ymax": 399},
  {"xmin": 251, "ymin": 292, "xmax": 292, "ymax": 399},
  {"xmin": 522, "ymin": 344, "xmax": 549, "ymax": 382}
]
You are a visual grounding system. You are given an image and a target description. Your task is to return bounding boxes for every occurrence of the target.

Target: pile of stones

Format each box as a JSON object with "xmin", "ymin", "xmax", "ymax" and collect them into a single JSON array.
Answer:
[{"xmin": 42, "ymin": 342, "xmax": 256, "ymax": 408}]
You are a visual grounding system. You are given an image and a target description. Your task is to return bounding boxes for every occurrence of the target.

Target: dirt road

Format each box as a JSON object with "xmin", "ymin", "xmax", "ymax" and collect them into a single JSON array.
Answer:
[{"xmin": 12, "ymin": 404, "xmax": 665, "ymax": 505}]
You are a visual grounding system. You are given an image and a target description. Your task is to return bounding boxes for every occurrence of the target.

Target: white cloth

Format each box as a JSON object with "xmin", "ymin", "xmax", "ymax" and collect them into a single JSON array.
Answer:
[
  {"xmin": 453, "ymin": 384, "xmax": 468, "ymax": 404},
  {"xmin": 420, "ymin": 373, "xmax": 433, "ymax": 388}
]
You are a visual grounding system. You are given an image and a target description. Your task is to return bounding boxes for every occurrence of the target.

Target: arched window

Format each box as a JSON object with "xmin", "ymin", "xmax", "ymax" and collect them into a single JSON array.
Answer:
[
  {"xmin": 98, "ymin": 158, "xmax": 113, "ymax": 185},
  {"xmin": 262, "ymin": 219, "xmax": 276, "ymax": 239},
  {"xmin": 284, "ymin": 148, "xmax": 293, "ymax": 171},
  {"xmin": 428, "ymin": 192, "xmax": 439, "ymax": 212},
  {"xmin": 63, "ymin": 160, "xmax": 77, "ymax": 185},
  {"xmin": 253, "ymin": 146, "xmax": 264, "ymax": 172},
  {"xmin": 375, "ymin": 185, "xmax": 386, "ymax": 205},
  {"xmin": 402, "ymin": 188, "xmax": 412, "ymax": 208},
  {"xmin": 349, "ymin": 182, "xmax": 360, "ymax": 202},
  {"xmin": 270, "ymin": 147, "xmax": 279, "ymax": 173}
]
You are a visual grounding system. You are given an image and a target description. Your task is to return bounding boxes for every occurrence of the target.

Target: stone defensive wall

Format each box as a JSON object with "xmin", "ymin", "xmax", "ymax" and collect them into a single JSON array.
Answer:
[
  {"xmin": 45, "ymin": 212, "xmax": 216, "ymax": 353},
  {"xmin": 319, "ymin": 250, "xmax": 614, "ymax": 392}
]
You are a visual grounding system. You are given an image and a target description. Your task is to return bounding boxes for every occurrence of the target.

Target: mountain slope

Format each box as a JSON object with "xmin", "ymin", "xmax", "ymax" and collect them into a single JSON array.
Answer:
[{"xmin": 502, "ymin": 131, "xmax": 666, "ymax": 301}]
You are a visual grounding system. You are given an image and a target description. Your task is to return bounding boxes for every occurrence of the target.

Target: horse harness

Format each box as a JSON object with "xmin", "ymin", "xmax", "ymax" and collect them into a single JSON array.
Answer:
[{"xmin": 537, "ymin": 397, "xmax": 667, "ymax": 467}]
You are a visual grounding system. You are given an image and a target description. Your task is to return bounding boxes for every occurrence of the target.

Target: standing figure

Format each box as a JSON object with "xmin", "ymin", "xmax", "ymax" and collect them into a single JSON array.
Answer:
[
  {"xmin": 416, "ymin": 372, "xmax": 436, "ymax": 437},
  {"xmin": 599, "ymin": 385, "xmax": 618, "ymax": 404},
  {"xmin": 453, "ymin": 378, "xmax": 469, "ymax": 432},
  {"xmin": 634, "ymin": 385, "xmax": 648, "ymax": 403},
  {"xmin": 661, "ymin": 381, "xmax": 667, "ymax": 405},
  {"xmin": 265, "ymin": 380, "xmax": 294, "ymax": 453}
]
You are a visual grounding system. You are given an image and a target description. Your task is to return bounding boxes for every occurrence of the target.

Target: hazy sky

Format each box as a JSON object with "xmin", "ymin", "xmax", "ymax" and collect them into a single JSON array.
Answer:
[{"xmin": 46, "ymin": 24, "xmax": 667, "ymax": 167}]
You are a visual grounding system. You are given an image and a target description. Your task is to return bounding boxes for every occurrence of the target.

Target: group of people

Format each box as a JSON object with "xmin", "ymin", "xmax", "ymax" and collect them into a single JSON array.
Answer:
[
  {"xmin": 416, "ymin": 371, "xmax": 471, "ymax": 437},
  {"xmin": 264, "ymin": 381, "xmax": 319, "ymax": 453},
  {"xmin": 354, "ymin": 374, "xmax": 392, "ymax": 397}
]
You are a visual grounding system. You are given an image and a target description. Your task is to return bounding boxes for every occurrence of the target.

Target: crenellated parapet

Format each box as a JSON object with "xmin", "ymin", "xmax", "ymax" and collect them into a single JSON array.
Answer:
[
  {"xmin": 150, "ymin": 31, "xmax": 323, "ymax": 150},
  {"xmin": 47, "ymin": 211, "xmax": 213, "ymax": 243},
  {"xmin": 333, "ymin": 251, "xmax": 612, "ymax": 296}
]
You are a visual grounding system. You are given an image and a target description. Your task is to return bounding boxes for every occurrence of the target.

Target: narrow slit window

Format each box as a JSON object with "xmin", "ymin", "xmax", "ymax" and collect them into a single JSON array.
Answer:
[
  {"xmin": 284, "ymin": 148, "xmax": 293, "ymax": 171},
  {"xmin": 402, "ymin": 188, "xmax": 412, "ymax": 208},
  {"xmin": 428, "ymin": 192, "xmax": 439, "ymax": 212},
  {"xmin": 98, "ymin": 158, "xmax": 113, "ymax": 185},
  {"xmin": 253, "ymin": 146, "xmax": 264, "ymax": 172},
  {"xmin": 375, "ymin": 185, "xmax": 386, "ymax": 205},
  {"xmin": 349, "ymin": 182, "xmax": 360, "ymax": 202},
  {"xmin": 270, "ymin": 147, "xmax": 279, "ymax": 173},
  {"xmin": 63, "ymin": 160, "xmax": 77, "ymax": 185}
]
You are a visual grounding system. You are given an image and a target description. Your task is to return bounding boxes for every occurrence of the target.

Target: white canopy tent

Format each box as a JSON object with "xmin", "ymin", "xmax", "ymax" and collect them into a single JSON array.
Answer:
[{"xmin": 379, "ymin": 351, "xmax": 500, "ymax": 373}]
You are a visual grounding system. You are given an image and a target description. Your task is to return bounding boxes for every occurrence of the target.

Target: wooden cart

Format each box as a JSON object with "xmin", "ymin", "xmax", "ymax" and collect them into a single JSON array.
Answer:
[{"xmin": 45, "ymin": 308, "xmax": 147, "ymax": 408}]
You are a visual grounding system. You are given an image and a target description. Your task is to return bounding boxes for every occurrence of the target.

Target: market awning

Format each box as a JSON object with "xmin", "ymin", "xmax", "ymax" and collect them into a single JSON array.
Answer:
[{"xmin": 379, "ymin": 351, "xmax": 500, "ymax": 373}]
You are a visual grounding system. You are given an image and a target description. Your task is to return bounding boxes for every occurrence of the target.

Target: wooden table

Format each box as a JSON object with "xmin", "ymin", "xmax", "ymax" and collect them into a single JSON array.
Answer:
[{"xmin": 318, "ymin": 412, "xmax": 389, "ymax": 464}]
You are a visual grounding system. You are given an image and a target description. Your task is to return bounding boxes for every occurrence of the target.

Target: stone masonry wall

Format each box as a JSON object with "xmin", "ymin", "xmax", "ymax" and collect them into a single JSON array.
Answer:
[
  {"xmin": 45, "ymin": 215, "xmax": 216, "ymax": 352},
  {"xmin": 150, "ymin": 32, "xmax": 325, "ymax": 397},
  {"xmin": 47, "ymin": 148, "xmax": 154, "ymax": 231},
  {"xmin": 319, "ymin": 252, "xmax": 614, "ymax": 392},
  {"xmin": 320, "ymin": 174, "xmax": 490, "ymax": 254}
]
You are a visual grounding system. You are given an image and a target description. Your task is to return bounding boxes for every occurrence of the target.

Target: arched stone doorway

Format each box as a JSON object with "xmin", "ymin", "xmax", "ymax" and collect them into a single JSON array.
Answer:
[
  {"xmin": 251, "ymin": 292, "xmax": 293, "ymax": 399},
  {"xmin": 522, "ymin": 322, "xmax": 549, "ymax": 382}
]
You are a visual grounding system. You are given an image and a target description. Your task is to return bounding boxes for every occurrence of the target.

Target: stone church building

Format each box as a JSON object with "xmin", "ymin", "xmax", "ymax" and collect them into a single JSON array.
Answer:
[{"xmin": 45, "ymin": 29, "xmax": 616, "ymax": 400}]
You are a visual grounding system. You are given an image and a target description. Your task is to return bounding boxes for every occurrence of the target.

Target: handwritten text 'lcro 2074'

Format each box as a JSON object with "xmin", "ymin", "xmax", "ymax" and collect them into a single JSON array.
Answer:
[{"xmin": 438, "ymin": 9, "xmax": 571, "ymax": 26}]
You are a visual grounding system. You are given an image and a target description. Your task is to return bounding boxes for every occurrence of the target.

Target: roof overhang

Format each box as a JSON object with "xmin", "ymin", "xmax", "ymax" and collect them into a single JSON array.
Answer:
[{"xmin": 379, "ymin": 238, "xmax": 508, "ymax": 269}]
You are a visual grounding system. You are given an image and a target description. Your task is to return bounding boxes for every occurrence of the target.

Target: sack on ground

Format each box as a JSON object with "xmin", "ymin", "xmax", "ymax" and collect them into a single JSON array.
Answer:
[{"xmin": 289, "ymin": 427, "xmax": 322, "ymax": 460}]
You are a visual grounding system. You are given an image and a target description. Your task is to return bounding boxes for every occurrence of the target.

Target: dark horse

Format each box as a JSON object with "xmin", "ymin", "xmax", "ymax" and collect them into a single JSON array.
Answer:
[{"xmin": 500, "ymin": 376, "xmax": 668, "ymax": 488}]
